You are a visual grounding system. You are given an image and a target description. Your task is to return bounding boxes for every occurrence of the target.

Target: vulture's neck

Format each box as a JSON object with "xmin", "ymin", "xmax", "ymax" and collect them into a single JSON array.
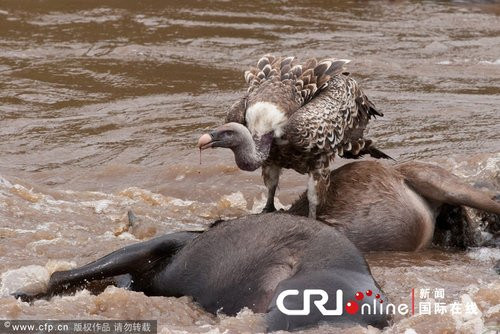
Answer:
[{"xmin": 233, "ymin": 132, "xmax": 273, "ymax": 171}]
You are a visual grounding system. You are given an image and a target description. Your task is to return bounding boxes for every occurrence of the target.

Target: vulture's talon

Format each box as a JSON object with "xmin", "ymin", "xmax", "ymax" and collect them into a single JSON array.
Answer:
[{"xmin": 261, "ymin": 205, "xmax": 276, "ymax": 213}]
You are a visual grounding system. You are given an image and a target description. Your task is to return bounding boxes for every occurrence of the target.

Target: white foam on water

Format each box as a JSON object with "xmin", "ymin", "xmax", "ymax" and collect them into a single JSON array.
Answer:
[
  {"xmin": 451, "ymin": 153, "xmax": 500, "ymax": 179},
  {"xmin": 169, "ymin": 198, "xmax": 195, "ymax": 207},
  {"xmin": 484, "ymin": 303, "xmax": 500, "ymax": 318},
  {"xmin": 466, "ymin": 247, "xmax": 500, "ymax": 262},
  {"xmin": 28, "ymin": 237, "xmax": 63, "ymax": 247},
  {"xmin": 479, "ymin": 59, "xmax": 500, "ymax": 65},
  {"xmin": 45, "ymin": 260, "xmax": 76, "ymax": 275},
  {"xmin": 0, "ymin": 259, "xmax": 78, "ymax": 298},
  {"xmin": 80, "ymin": 199, "xmax": 114, "ymax": 214},
  {"xmin": 0, "ymin": 227, "xmax": 38, "ymax": 234},
  {"xmin": 44, "ymin": 197, "xmax": 78, "ymax": 209},
  {"xmin": 366, "ymin": 326, "xmax": 381, "ymax": 334},
  {"xmin": 35, "ymin": 222, "xmax": 58, "ymax": 231},
  {"xmin": 99, "ymin": 231, "xmax": 119, "ymax": 241},
  {"xmin": 447, "ymin": 294, "xmax": 484, "ymax": 333},
  {"xmin": 437, "ymin": 59, "xmax": 500, "ymax": 66},
  {"xmin": 220, "ymin": 191, "xmax": 247, "ymax": 211},
  {"xmin": 119, "ymin": 187, "xmax": 167, "ymax": 206},
  {"xmin": 117, "ymin": 232, "xmax": 138, "ymax": 240},
  {"xmin": 0, "ymin": 265, "xmax": 50, "ymax": 297},
  {"xmin": 31, "ymin": 202, "xmax": 63, "ymax": 214}
]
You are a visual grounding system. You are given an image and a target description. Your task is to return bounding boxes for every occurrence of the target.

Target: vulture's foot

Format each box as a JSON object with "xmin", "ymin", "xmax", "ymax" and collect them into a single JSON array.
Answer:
[{"xmin": 262, "ymin": 204, "xmax": 277, "ymax": 213}]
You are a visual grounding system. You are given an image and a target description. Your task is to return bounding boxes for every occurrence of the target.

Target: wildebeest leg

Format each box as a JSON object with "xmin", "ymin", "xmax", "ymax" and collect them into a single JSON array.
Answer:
[
  {"xmin": 307, "ymin": 169, "xmax": 330, "ymax": 219},
  {"xmin": 13, "ymin": 231, "xmax": 198, "ymax": 302},
  {"xmin": 266, "ymin": 268, "xmax": 389, "ymax": 332},
  {"xmin": 262, "ymin": 164, "xmax": 281, "ymax": 213},
  {"xmin": 396, "ymin": 162, "xmax": 500, "ymax": 215}
]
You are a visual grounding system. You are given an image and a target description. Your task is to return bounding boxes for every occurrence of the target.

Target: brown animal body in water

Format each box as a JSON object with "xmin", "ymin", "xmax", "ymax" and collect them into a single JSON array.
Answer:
[
  {"xmin": 15, "ymin": 215, "xmax": 390, "ymax": 332},
  {"xmin": 13, "ymin": 161, "xmax": 499, "ymax": 331},
  {"xmin": 288, "ymin": 160, "xmax": 500, "ymax": 251}
]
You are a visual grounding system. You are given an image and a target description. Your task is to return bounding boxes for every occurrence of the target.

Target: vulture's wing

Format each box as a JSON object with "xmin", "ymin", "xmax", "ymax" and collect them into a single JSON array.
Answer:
[
  {"xmin": 225, "ymin": 56, "xmax": 350, "ymax": 124},
  {"xmin": 285, "ymin": 75, "xmax": 383, "ymax": 158},
  {"xmin": 244, "ymin": 56, "xmax": 350, "ymax": 103}
]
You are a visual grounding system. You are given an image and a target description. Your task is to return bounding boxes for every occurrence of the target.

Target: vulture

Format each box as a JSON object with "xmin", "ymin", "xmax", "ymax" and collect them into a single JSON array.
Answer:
[{"xmin": 198, "ymin": 55, "xmax": 390, "ymax": 218}]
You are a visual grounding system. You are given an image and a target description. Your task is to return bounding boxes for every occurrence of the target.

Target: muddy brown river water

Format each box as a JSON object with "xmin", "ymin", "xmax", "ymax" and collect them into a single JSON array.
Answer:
[{"xmin": 0, "ymin": 1, "xmax": 499, "ymax": 333}]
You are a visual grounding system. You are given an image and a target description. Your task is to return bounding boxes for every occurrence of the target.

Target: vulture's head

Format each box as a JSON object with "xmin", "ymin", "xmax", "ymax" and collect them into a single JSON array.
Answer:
[
  {"xmin": 197, "ymin": 122, "xmax": 273, "ymax": 172},
  {"xmin": 197, "ymin": 122, "xmax": 251, "ymax": 151}
]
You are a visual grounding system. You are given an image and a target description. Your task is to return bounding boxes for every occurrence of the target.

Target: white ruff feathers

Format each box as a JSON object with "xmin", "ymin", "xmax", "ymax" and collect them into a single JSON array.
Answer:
[{"xmin": 245, "ymin": 102, "xmax": 287, "ymax": 137}]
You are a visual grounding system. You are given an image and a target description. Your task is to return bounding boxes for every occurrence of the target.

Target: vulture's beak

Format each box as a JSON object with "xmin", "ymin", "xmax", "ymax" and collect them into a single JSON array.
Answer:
[{"xmin": 197, "ymin": 132, "xmax": 215, "ymax": 150}]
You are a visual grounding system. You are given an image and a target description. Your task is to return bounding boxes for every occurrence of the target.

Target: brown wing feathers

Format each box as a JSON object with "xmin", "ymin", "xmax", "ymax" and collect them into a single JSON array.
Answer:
[
  {"xmin": 228, "ymin": 55, "xmax": 390, "ymax": 161},
  {"xmin": 244, "ymin": 55, "xmax": 350, "ymax": 104},
  {"xmin": 337, "ymin": 82, "xmax": 389, "ymax": 159}
]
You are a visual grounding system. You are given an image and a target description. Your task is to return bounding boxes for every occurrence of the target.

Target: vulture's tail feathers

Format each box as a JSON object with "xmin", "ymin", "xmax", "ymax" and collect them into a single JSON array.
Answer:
[
  {"xmin": 366, "ymin": 146, "xmax": 395, "ymax": 160},
  {"xmin": 339, "ymin": 139, "xmax": 394, "ymax": 161}
]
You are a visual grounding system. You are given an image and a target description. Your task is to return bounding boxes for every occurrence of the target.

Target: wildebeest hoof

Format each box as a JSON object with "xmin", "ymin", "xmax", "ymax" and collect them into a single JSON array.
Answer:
[{"xmin": 12, "ymin": 291, "xmax": 42, "ymax": 303}]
